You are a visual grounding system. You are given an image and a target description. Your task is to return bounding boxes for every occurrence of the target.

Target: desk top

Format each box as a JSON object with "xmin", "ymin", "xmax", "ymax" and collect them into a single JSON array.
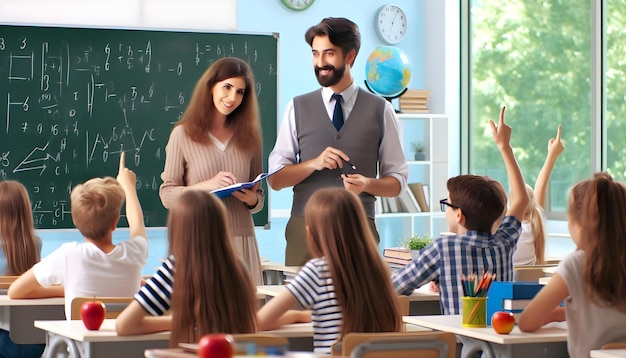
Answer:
[
  {"xmin": 34, "ymin": 319, "xmax": 317, "ymax": 341},
  {"xmin": 258, "ymin": 322, "xmax": 314, "ymax": 338},
  {"xmin": 403, "ymin": 315, "xmax": 567, "ymax": 345},
  {"xmin": 259, "ymin": 320, "xmax": 426, "ymax": 338},
  {"xmin": 0, "ymin": 295, "xmax": 64, "ymax": 306},
  {"xmin": 34, "ymin": 319, "xmax": 170, "ymax": 342},
  {"xmin": 591, "ymin": 349, "xmax": 626, "ymax": 358},
  {"xmin": 34, "ymin": 318, "xmax": 426, "ymax": 345},
  {"xmin": 256, "ymin": 285, "xmax": 439, "ymax": 302},
  {"xmin": 539, "ymin": 277, "xmax": 551, "ymax": 285},
  {"xmin": 261, "ymin": 262, "xmax": 302, "ymax": 274},
  {"xmin": 145, "ymin": 349, "xmax": 325, "ymax": 358}
]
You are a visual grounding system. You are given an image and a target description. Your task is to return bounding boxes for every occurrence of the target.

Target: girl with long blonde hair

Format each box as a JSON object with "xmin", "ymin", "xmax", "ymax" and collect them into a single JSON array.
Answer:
[{"xmin": 514, "ymin": 125, "xmax": 564, "ymax": 265}]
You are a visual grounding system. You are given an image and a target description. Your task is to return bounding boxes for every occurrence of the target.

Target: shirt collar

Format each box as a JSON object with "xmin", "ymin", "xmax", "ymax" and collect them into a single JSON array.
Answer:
[{"xmin": 321, "ymin": 80, "xmax": 358, "ymax": 103}]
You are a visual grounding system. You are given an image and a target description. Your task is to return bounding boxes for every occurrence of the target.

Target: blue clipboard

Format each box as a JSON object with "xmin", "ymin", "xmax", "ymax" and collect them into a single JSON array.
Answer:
[{"xmin": 210, "ymin": 166, "xmax": 284, "ymax": 199}]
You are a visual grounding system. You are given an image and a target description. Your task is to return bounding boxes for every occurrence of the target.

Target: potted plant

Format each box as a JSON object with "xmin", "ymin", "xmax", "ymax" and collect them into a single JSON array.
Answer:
[
  {"xmin": 403, "ymin": 233, "xmax": 433, "ymax": 259},
  {"xmin": 410, "ymin": 141, "xmax": 426, "ymax": 161}
]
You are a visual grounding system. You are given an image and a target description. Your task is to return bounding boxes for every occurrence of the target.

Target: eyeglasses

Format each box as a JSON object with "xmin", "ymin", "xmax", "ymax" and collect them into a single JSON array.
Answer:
[{"xmin": 440, "ymin": 198, "xmax": 461, "ymax": 212}]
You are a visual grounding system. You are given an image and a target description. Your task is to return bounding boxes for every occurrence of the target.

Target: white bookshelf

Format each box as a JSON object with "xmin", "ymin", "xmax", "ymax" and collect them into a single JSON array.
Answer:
[{"xmin": 376, "ymin": 113, "xmax": 450, "ymax": 248}]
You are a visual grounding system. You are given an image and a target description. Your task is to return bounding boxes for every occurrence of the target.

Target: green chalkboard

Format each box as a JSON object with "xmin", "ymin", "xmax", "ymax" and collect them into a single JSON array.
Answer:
[{"xmin": 0, "ymin": 24, "xmax": 278, "ymax": 229}]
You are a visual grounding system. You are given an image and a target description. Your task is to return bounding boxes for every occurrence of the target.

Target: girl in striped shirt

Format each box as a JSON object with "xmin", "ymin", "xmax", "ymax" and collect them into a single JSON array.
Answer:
[
  {"xmin": 257, "ymin": 188, "xmax": 401, "ymax": 354},
  {"xmin": 115, "ymin": 190, "xmax": 257, "ymax": 346}
]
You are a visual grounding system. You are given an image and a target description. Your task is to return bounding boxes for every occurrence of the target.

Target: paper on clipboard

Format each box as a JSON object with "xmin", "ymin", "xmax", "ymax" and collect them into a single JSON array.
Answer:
[{"xmin": 210, "ymin": 166, "xmax": 284, "ymax": 199}]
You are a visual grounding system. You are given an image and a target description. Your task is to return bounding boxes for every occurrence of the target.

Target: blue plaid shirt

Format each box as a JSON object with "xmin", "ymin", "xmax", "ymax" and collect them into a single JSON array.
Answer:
[{"xmin": 392, "ymin": 215, "xmax": 521, "ymax": 315}]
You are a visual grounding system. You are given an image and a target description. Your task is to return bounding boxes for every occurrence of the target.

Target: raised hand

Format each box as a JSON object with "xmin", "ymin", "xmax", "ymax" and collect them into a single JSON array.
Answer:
[
  {"xmin": 547, "ymin": 125, "xmax": 565, "ymax": 157},
  {"xmin": 117, "ymin": 151, "xmax": 147, "ymax": 239},
  {"xmin": 116, "ymin": 152, "xmax": 137, "ymax": 191},
  {"xmin": 489, "ymin": 106, "xmax": 512, "ymax": 149}
]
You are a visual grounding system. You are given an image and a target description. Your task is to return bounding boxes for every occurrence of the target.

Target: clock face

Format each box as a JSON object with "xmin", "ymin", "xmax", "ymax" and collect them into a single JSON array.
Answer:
[
  {"xmin": 376, "ymin": 4, "xmax": 408, "ymax": 44},
  {"xmin": 281, "ymin": 0, "xmax": 315, "ymax": 11}
]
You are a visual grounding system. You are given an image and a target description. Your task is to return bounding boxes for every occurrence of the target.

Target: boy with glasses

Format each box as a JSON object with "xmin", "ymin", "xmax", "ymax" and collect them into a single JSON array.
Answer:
[{"xmin": 392, "ymin": 106, "xmax": 529, "ymax": 315}]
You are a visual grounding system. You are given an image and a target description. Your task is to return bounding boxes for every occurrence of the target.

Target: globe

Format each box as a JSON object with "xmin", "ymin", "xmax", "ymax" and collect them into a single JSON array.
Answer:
[{"xmin": 365, "ymin": 46, "xmax": 412, "ymax": 98}]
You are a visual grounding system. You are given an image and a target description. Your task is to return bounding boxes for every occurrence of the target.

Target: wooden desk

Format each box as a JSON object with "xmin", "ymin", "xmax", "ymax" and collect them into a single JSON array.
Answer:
[
  {"xmin": 591, "ymin": 349, "xmax": 626, "ymax": 357},
  {"xmin": 0, "ymin": 295, "xmax": 65, "ymax": 344},
  {"xmin": 257, "ymin": 321, "xmax": 427, "ymax": 352},
  {"xmin": 35, "ymin": 319, "xmax": 169, "ymax": 358},
  {"xmin": 145, "ymin": 348, "xmax": 326, "ymax": 358},
  {"xmin": 261, "ymin": 262, "xmax": 302, "ymax": 285},
  {"xmin": 403, "ymin": 315, "xmax": 568, "ymax": 358},
  {"xmin": 257, "ymin": 285, "xmax": 441, "ymax": 315}
]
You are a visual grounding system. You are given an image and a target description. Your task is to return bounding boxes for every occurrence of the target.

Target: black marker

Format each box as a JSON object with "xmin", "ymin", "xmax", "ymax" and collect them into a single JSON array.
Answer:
[
  {"xmin": 345, "ymin": 160, "xmax": 357, "ymax": 170},
  {"xmin": 340, "ymin": 160, "xmax": 357, "ymax": 177}
]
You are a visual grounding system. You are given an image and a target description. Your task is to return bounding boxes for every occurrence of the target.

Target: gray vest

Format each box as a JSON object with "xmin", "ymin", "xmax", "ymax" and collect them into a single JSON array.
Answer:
[{"xmin": 292, "ymin": 88, "xmax": 386, "ymax": 218}]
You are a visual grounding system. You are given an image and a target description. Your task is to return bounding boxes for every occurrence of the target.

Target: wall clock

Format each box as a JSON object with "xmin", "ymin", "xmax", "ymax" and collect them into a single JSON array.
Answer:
[
  {"xmin": 280, "ymin": 0, "xmax": 315, "ymax": 11},
  {"xmin": 375, "ymin": 4, "xmax": 408, "ymax": 44}
]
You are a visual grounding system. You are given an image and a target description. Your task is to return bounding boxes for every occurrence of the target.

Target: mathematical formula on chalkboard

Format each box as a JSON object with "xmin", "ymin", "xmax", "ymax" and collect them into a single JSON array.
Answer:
[{"xmin": 0, "ymin": 25, "xmax": 278, "ymax": 228}]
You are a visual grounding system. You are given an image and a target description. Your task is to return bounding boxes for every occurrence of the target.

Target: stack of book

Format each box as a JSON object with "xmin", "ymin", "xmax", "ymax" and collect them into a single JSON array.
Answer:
[
  {"xmin": 408, "ymin": 182, "xmax": 429, "ymax": 212},
  {"xmin": 486, "ymin": 281, "xmax": 544, "ymax": 325},
  {"xmin": 375, "ymin": 183, "xmax": 429, "ymax": 214},
  {"xmin": 383, "ymin": 247, "xmax": 412, "ymax": 272},
  {"xmin": 399, "ymin": 89, "xmax": 430, "ymax": 113}
]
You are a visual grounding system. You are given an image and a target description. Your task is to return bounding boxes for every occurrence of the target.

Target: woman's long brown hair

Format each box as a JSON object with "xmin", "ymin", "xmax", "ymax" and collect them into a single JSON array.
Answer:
[
  {"xmin": 569, "ymin": 172, "xmax": 626, "ymax": 311},
  {"xmin": 0, "ymin": 181, "xmax": 40, "ymax": 275},
  {"xmin": 167, "ymin": 190, "xmax": 257, "ymax": 346},
  {"xmin": 175, "ymin": 57, "xmax": 262, "ymax": 154},
  {"xmin": 304, "ymin": 188, "xmax": 401, "ymax": 338}
]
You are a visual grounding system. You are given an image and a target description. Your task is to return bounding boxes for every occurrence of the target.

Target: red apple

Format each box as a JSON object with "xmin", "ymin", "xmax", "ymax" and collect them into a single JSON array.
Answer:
[
  {"xmin": 80, "ymin": 299, "xmax": 106, "ymax": 330},
  {"xmin": 197, "ymin": 334, "xmax": 234, "ymax": 358},
  {"xmin": 491, "ymin": 311, "xmax": 516, "ymax": 334}
]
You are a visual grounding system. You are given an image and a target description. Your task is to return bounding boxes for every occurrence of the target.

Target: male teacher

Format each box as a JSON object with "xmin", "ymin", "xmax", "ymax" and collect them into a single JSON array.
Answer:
[{"xmin": 268, "ymin": 17, "xmax": 408, "ymax": 266}]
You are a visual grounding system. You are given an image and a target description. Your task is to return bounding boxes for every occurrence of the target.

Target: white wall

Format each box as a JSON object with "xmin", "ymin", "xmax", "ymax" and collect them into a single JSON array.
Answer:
[
  {"xmin": 424, "ymin": 0, "xmax": 461, "ymax": 177},
  {"xmin": 0, "ymin": 0, "xmax": 237, "ymax": 30}
]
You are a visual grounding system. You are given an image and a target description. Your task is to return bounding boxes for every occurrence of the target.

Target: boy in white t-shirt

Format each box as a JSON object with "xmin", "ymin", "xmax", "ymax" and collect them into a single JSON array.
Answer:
[{"xmin": 9, "ymin": 153, "xmax": 148, "ymax": 319}]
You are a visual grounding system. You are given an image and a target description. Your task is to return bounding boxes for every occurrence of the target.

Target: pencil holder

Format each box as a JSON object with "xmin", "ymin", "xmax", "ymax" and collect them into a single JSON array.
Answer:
[{"xmin": 462, "ymin": 296, "xmax": 487, "ymax": 328}]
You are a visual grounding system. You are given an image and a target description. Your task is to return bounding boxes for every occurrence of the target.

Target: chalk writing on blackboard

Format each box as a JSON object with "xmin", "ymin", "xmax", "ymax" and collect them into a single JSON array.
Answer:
[{"xmin": 0, "ymin": 25, "xmax": 278, "ymax": 228}]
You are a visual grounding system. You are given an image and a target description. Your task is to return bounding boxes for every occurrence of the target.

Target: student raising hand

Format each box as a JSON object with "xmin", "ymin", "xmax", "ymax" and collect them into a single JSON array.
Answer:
[
  {"xmin": 116, "ymin": 152, "xmax": 136, "ymax": 191},
  {"xmin": 490, "ymin": 106, "xmax": 528, "ymax": 223},
  {"xmin": 117, "ymin": 152, "xmax": 147, "ymax": 241},
  {"xmin": 489, "ymin": 106, "xmax": 512, "ymax": 149},
  {"xmin": 548, "ymin": 125, "xmax": 565, "ymax": 157},
  {"xmin": 534, "ymin": 125, "xmax": 565, "ymax": 210}
]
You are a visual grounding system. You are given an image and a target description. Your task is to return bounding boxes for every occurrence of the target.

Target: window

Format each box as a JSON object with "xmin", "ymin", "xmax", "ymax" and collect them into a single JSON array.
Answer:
[{"xmin": 465, "ymin": 0, "xmax": 593, "ymax": 216}]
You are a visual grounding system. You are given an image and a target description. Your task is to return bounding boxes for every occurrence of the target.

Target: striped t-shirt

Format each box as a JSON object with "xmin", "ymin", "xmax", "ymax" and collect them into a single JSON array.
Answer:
[
  {"xmin": 135, "ymin": 256, "xmax": 174, "ymax": 316},
  {"xmin": 286, "ymin": 257, "xmax": 342, "ymax": 354}
]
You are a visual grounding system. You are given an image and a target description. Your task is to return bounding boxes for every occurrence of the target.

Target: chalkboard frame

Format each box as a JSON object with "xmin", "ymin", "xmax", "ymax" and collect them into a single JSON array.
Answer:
[{"xmin": 0, "ymin": 23, "xmax": 278, "ymax": 229}]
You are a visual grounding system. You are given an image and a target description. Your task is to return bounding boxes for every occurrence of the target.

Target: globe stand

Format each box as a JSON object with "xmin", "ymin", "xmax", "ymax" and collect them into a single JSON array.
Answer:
[{"xmin": 364, "ymin": 80, "xmax": 407, "ymax": 113}]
